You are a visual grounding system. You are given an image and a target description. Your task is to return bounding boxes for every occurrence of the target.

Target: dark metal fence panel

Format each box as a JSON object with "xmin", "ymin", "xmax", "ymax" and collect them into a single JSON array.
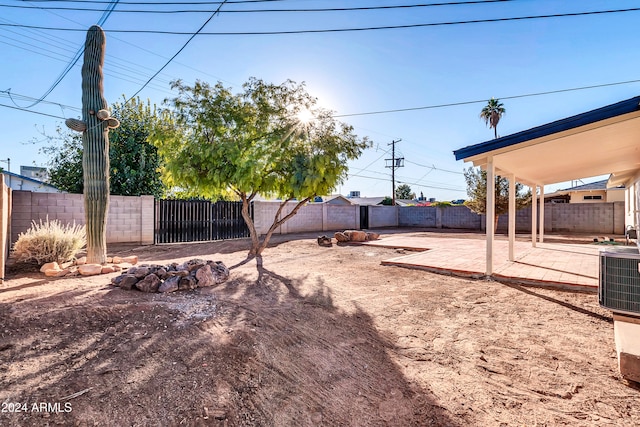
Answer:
[{"xmin": 155, "ymin": 200, "xmax": 251, "ymax": 244}]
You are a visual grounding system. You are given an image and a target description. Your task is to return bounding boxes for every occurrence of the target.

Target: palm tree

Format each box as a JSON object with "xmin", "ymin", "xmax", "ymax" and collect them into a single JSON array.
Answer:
[{"xmin": 480, "ymin": 98, "xmax": 506, "ymax": 139}]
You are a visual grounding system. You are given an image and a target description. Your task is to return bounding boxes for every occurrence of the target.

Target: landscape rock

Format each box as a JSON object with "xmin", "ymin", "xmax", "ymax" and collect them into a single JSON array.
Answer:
[
  {"xmin": 195, "ymin": 265, "xmax": 215, "ymax": 287},
  {"xmin": 101, "ymin": 265, "xmax": 118, "ymax": 274},
  {"xmin": 108, "ymin": 258, "xmax": 229, "ymax": 293},
  {"xmin": 334, "ymin": 232, "xmax": 349, "ymax": 242},
  {"xmin": 184, "ymin": 259, "xmax": 207, "ymax": 272},
  {"xmin": 79, "ymin": 264, "xmax": 103, "ymax": 276},
  {"xmin": 317, "ymin": 235, "xmax": 332, "ymax": 246},
  {"xmin": 209, "ymin": 261, "xmax": 230, "ymax": 284},
  {"xmin": 121, "ymin": 255, "xmax": 138, "ymax": 265},
  {"xmin": 55, "ymin": 268, "xmax": 73, "ymax": 277},
  {"xmin": 118, "ymin": 274, "xmax": 139, "ymax": 290},
  {"xmin": 159, "ymin": 276, "xmax": 180, "ymax": 293},
  {"xmin": 40, "ymin": 262, "xmax": 60, "ymax": 273},
  {"xmin": 345, "ymin": 230, "xmax": 368, "ymax": 242},
  {"xmin": 136, "ymin": 274, "xmax": 161, "ymax": 293},
  {"xmin": 130, "ymin": 266, "xmax": 150, "ymax": 279},
  {"xmin": 179, "ymin": 275, "xmax": 198, "ymax": 291},
  {"xmin": 75, "ymin": 256, "xmax": 87, "ymax": 266}
]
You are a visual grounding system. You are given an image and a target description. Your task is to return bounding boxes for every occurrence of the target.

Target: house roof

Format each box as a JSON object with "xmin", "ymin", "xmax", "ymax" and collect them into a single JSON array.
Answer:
[
  {"xmin": 2, "ymin": 170, "xmax": 60, "ymax": 190},
  {"xmin": 557, "ymin": 179, "xmax": 623, "ymax": 192},
  {"xmin": 453, "ymin": 96, "xmax": 640, "ymax": 187}
]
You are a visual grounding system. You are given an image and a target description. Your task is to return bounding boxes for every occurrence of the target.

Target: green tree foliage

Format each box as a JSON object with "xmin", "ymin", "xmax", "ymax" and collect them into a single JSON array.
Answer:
[
  {"xmin": 464, "ymin": 167, "xmax": 531, "ymax": 217},
  {"xmin": 480, "ymin": 98, "xmax": 506, "ymax": 139},
  {"xmin": 395, "ymin": 184, "xmax": 415, "ymax": 200},
  {"xmin": 41, "ymin": 97, "xmax": 166, "ymax": 197},
  {"xmin": 151, "ymin": 78, "xmax": 370, "ymax": 259},
  {"xmin": 381, "ymin": 196, "xmax": 393, "ymax": 206}
]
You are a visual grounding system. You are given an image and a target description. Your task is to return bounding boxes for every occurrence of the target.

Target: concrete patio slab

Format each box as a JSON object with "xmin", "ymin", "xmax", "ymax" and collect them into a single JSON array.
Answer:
[{"xmin": 364, "ymin": 234, "xmax": 604, "ymax": 291}]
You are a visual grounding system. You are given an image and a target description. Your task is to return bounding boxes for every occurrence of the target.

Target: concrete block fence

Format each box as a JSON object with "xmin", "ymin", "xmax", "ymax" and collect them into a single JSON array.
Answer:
[
  {"xmin": 3, "ymin": 191, "xmax": 626, "ymax": 254},
  {"xmin": 11, "ymin": 191, "xmax": 155, "ymax": 246}
]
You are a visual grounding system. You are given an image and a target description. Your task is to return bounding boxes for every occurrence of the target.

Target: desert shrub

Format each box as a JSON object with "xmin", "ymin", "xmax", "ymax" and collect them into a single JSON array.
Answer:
[{"xmin": 12, "ymin": 218, "xmax": 86, "ymax": 265}]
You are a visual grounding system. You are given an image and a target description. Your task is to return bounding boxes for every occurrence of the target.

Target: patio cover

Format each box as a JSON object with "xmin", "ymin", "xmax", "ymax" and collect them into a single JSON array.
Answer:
[{"xmin": 453, "ymin": 95, "xmax": 640, "ymax": 275}]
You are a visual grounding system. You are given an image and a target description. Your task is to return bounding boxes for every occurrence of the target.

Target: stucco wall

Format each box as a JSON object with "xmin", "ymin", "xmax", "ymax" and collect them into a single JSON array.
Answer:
[{"xmin": 11, "ymin": 191, "xmax": 155, "ymax": 246}]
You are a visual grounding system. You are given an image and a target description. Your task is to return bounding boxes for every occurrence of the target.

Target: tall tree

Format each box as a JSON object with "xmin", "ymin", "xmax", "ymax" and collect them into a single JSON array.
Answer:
[
  {"xmin": 464, "ymin": 167, "xmax": 531, "ymax": 227},
  {"xmin": 151, "ymin": 78, "xmax": 370, "ymax": 262},
  {"xmin": 480, "ymin": 98, "xmax": 505, "ymax": 139},
  {"xmin": 395, "ymin": 183, "xmax": 415, "ymax": 200},
  {"xmin": 43, "ymin": 97, "xmax": 167, "ymax": 198}
]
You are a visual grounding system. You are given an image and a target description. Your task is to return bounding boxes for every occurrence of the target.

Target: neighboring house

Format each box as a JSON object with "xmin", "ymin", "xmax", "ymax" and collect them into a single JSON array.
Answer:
[
  {"xmin": 544, "ymin": 179, "xmax": 624, "ymax": 204},
  {"xmin": 19, "ymin": 166, "xmax": 49, "ymax": 182},
  {"xmin": 2, "ymin": 171, "xmax": 61, "ymax": 193}
]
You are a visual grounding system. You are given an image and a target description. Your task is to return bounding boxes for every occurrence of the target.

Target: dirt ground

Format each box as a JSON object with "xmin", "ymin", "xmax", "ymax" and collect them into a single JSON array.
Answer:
[{"xmin": 1, "ymin": 229, "xmax": 639, "ymax": 426}]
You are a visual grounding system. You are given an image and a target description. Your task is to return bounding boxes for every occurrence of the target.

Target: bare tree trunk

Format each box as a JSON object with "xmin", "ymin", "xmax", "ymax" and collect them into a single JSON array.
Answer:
[
  {"xmin": 239, "ymin": 193, "xmax": 260, "ymax": 256},
  {"xmin": 256, "ymin": 197, "xmax": 311, "ymax": 257},
  {"xmin": 237, "ymin": 193, "xmax": 312, "ymax": 266}
]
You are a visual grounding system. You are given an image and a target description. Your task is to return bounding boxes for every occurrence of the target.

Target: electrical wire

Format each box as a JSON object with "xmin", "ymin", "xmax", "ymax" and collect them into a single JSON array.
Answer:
[
  {"xmin": 334, "ymin": 78, "xmax": 640, "ymax": 118},
  {"xmin": 7, "ymin": 0, "xmax": 120, "ymax": 109},
  {"xmin": 0, "ymin": 1, "xmax": 515, "ymax": 14},
  {"xmin": 127, "ymin": 0, "xmax": 229, "ymax": 100},
  {"xmin": 404, "ymin": 159, "xmax": 464, "ymax": 175},
  {"xmin": 3, "ymin": 7, "xmax": 639, "ymax": 35},
  {"xmin": 349, "ymin": 172, "xmax": 466, "ymax": 192}
]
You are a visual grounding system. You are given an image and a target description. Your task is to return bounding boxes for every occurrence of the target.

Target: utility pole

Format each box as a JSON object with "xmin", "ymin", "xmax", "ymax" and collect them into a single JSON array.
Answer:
[
  {"xmin": 385, "ymin": 139, "xmax": 404, "ymax": 205},
  {"xmin": 0, "ymin": 158, "xmax": 9, "ymax": 172}
]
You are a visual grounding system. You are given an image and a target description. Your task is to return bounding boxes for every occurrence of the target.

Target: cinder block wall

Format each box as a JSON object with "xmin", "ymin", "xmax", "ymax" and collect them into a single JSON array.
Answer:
[
  {"xmin": 368, "ymin": 206, "xmax": 398, "ymax": 228},
  {"xmin": 493, "ymin": 202, "xmax": 625, "ymax": 234},
  {"xmin": 323, "ymin": 205, "xmax": 359, "ymax": 231},
  {"xmin": 0, "ymin": 175, "xmax": 10, "ymax": 281},
  {"xmin": 11, "ymin": 191, "xmax": 155, "ymax": 246},
  {"xmin": 399, "ymin": 206, "xmax": 436, "ymax": 227},
  {"xmin": 253, "ymin": 201, "xmax": 359, "ymax": 235}
]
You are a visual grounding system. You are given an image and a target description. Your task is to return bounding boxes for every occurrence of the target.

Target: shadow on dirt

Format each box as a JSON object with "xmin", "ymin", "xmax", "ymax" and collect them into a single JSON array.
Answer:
[{"xmin": 0, "ymin": 255, "xmax": 457, "ymax": 426}]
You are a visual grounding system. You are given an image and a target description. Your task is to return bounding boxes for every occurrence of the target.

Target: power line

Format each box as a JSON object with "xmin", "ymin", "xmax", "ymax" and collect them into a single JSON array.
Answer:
[
  {"xmin": 349, "ymin": 173, "xmax": 465, "ymax": 192},
  {"xmin": 333, "ymin": 78, "xmax": 640, "ymax": 118},
  {"xmin": 0, "ymin": 1, "xmax": 515, "ymax": 14},
  {"xmin": 20, "ymin": 0, "xmax": 285, "ymax": 4},
  {"xmin": 7, "ymin": 0, "xmax": 120, "ymax": 109},
  {"xmin": 127, "ymin": 0, "xmax": 229, "ymax": 100},
  {"xmin": 0, "ymin": 102, "xmax": 66, "ymax": 119},
  {"xmin": 3, "ymin": 7, "xmax": 640, "ymax": 35},
  {"xmin": 404, "ymin": 159, "xmax": 463, "ymax": 175}
]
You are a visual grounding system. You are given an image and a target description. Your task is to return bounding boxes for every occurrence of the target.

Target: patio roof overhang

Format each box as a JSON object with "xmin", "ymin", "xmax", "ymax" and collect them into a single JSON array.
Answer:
[
  {"xmin": 453, "ymin": 95, "xmax": 640, "ymax": 276},
  {"xmin": 454, "ymin": 96, "xmax": 640, "ymax": 187}
]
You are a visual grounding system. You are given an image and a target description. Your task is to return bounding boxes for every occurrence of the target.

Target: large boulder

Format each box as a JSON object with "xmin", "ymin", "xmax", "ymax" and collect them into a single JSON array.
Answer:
[
  {"xmin": 334, "ymin": 232, "xmax": 349, "ymax": 242},
  {"xmin": 195, "ymin": 265, "xmax": 215, "ymax": 287},
  {"xmin": 159, "ymin": 276, "xmax": 180, "ymax": 293},
  {"xmin": 344, "ymin": 230, "xmax": 368, "ymax": 242},
  {"xmin": 136, "ymin": 274, "xmax": 161, "ymax": 293},
  {"xmin": 209, "ymin": 261, "xmax": 230, "ymax": 284}
]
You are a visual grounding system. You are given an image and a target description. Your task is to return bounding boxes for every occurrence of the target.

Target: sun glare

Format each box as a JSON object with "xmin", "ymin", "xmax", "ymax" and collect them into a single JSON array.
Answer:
[{"xmin": 296, "ymin": 108, "xmax": 314, "ymax": 124}]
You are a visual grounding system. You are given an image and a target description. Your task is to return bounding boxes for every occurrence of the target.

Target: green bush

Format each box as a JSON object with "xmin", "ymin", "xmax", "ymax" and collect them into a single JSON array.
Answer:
[{"xmin": 12, "ymin": 218, "xmax": 86, "ymax": 265}]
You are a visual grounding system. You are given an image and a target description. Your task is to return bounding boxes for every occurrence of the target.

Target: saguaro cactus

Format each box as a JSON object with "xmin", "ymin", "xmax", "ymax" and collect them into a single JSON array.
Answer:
[{"xmin": 65, "ymin": 25, "xmax": 119, "ymax": 264}]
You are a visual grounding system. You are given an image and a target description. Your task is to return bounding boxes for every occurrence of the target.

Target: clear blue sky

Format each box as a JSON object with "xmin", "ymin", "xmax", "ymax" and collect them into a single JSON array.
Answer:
[{"xmin": 2, "ymin": 0, "xmax": 640, "ymax": 200}]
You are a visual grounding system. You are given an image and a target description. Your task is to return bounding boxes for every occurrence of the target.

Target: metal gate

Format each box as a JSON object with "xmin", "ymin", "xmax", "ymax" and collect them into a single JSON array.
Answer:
[{"xmin": 155, "ymin": 199, "xmax": 252, "ymax": 244}]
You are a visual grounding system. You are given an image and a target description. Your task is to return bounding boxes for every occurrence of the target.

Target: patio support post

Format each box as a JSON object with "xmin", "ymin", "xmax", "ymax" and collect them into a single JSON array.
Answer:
[
  {"xmin": 539, "ymin": 185, "xmax": 545, "ymax": 243},
  {"xmin": 508, "ymin": 174, "xmax": 516, "ymax": 261},
  {"xmin": 486, "ymin": 157, "xmax": 495, "ymax": 275},
  {"xmin": 531, "ymin": 184, "xmax": 538, "ymax": 248}
]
